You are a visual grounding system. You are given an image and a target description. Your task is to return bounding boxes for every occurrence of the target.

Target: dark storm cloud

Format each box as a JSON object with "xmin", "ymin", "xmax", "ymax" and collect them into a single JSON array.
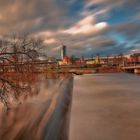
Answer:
[
  {"xmin": 0, "ymin": 0, "xmax": 72, "ymax": 34},
  {"xmin": 112, "ymin": 23, "xmax": 140, "ymax": 39}
]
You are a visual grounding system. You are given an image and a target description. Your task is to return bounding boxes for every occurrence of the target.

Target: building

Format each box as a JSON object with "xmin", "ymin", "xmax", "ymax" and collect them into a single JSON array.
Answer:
[
  {"xmin": 61, "ymin": 45, "xmax": 67, "ymax": 60},
  {"xmin": 127, "ymin": 53, "xmax": 140, "ymax": 64},
  {"xmin": 58, "ymin": 56, "xmax": 71, "ymax": 65},
  {"xmin": 95, "ymin": 53, "xmax": 100, "ymax": 64}
]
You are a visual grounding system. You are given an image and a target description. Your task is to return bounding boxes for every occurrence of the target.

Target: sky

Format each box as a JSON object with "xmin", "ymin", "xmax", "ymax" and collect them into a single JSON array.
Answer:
[{"xmin": 0, "ymin": 0, "xmax": 140, "ymax": 58}]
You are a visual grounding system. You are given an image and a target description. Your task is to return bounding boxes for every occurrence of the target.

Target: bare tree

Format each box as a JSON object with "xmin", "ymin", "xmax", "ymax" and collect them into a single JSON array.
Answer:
[{"xmin": 0, "ymin": 34, "xmax": 47, "ymax": 108}]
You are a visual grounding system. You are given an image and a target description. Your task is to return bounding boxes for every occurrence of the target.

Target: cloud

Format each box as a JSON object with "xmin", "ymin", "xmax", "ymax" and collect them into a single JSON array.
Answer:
[
  {"xmin": 37, "ymin": 27, "xmax": 117, "ymax": 57},
  {"xmin": 0, "ymin": 0, "xmax": 69, "ymax": 34},
  {"xmin": 0, "ymin": 0, "xmax": 139, "ymax": 57},
  {"xmin": 91, "ymin": 36, "xmax": 116, "ymax": 47},
  {"xmin": 61, "ymin": 15, "xmax": 108, "ymax": 35},
  {"xmin": 44, "ymin": 38, "xmax": 57, "ymax": 44},
  {"xmin": 32, "ymin": 11, "xmax": 121, "ymax": 57},
  {"xmin": 84, "ymin": 0, "xmax": 140, "ymax": 22},
  {"xmin": 131, "ymin": 47, "xmax": 140, "ymax": 54},
  {"xmin": 112, "ymin": 23, "xmax": 140, "ymax": 39},
  {"xmin": 86, "ymin": 0, "xmax": 140, "ymax": 8}
]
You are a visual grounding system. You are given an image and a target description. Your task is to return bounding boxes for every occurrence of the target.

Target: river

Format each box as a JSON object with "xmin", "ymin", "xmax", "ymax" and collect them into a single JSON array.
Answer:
[
  {"xmin": 0, "ymin": 75, "xmax": 73, "ymax": 140},
  {"xmin": 0, "ymin": 73, "xmax": 140, "ymax": 140},
  {"xmin": 69, "ymin": 73, "xmax": 140, "ymax": 140}
]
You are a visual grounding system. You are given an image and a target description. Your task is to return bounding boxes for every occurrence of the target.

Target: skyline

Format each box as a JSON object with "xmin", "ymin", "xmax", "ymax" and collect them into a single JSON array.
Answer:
[{"xmin": 0, "ymin": 0, "xmax": 140, "ymax": 57}]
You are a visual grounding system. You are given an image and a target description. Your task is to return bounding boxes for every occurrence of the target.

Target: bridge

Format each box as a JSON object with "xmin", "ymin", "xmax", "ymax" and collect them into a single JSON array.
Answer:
[{"xmin": 122, "ymin": 65, "xmax": 140, "ymax": 74}]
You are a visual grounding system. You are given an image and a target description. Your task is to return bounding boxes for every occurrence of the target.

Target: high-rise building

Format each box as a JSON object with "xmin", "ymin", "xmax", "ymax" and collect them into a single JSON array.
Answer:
[{"xmin": 61, "ymin": 45, "xmax": 67, "ymax": 60}]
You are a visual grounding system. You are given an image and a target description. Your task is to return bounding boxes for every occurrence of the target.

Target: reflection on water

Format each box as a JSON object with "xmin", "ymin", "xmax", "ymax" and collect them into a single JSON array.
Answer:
[{"xmin": 0, "ymin": 73, "xmax": 73, "ymax": 140}]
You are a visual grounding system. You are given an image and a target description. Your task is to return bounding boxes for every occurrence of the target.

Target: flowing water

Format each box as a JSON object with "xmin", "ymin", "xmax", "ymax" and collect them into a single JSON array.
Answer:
[
  {"xmin": 69, "ymin": 73, "xmax": 140, "ymax": 140},
  {"xmin": 0, "ymin": 74, "xmax": 73, "ymax": 140},
  {"xmin": 0, "ymin": 73, "xmax": 139, "ymax": 140}
]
